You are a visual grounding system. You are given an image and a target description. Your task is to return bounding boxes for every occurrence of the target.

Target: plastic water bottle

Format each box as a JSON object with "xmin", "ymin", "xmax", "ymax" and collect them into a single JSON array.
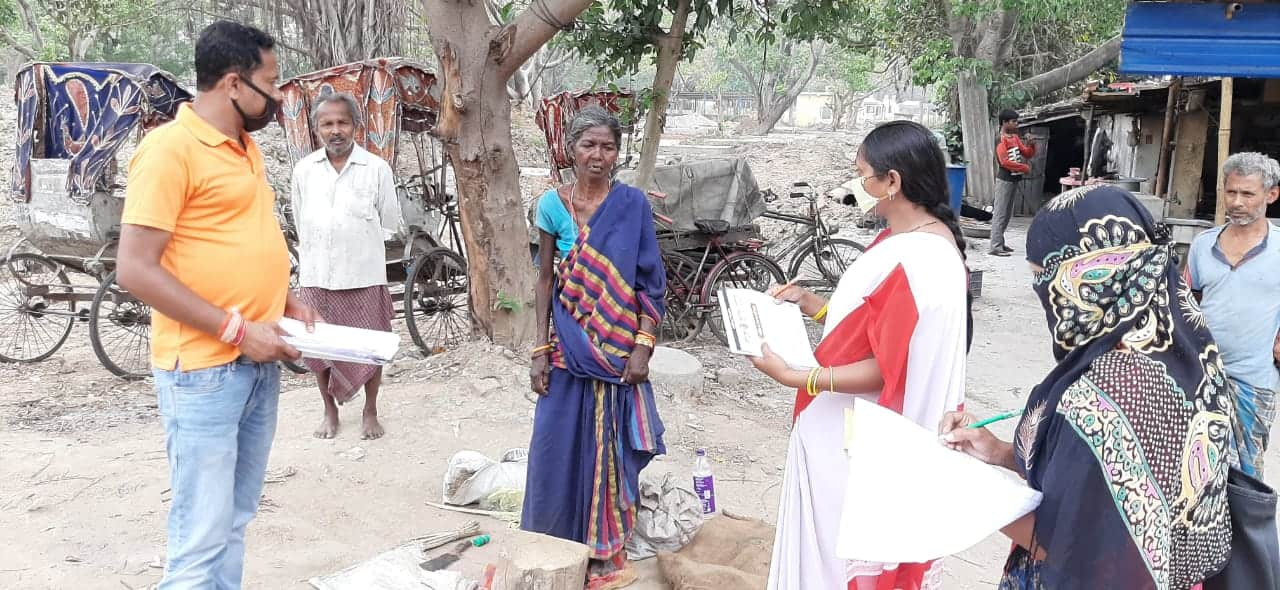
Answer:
[{"xmin": 693, "ymin": 449, "xmax": 717, "ymax": 515}]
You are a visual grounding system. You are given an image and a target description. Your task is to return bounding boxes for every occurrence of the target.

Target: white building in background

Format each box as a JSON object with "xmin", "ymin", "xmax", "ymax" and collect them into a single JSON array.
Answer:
[{"xmin": 778, "ymin": 84, "xmax": 944, "ymax": 130}]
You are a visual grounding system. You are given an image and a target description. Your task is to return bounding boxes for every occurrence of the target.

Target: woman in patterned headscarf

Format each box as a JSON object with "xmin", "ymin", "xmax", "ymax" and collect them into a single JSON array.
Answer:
[{"xmin": 940, "ymin": 185, "xmax": 1233, "ymax": 589}]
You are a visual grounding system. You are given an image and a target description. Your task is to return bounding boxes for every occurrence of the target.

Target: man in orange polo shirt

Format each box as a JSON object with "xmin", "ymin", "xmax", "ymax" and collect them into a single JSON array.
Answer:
[{"xmin": 118, "ymin": 21, "xmax": 320, "ymax": 589}]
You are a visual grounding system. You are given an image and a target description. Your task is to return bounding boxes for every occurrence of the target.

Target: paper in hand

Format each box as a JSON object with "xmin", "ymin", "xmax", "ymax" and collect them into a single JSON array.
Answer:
[
  {"xmin": 278, "ymin": 318, "xmax": 400, "ymax": 365},
  {"xmin": 717, "ymin": 287, "xmax": 817, "ymax": 369},
  {"xmin": 836, "ymin": 398, "xmax": 1042, "ymax": 564}
]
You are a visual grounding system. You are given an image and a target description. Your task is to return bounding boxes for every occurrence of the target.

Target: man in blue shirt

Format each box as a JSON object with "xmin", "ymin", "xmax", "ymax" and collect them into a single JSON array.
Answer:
[{"xmin": 1187, "ymin": 152, "xmax": 1280, "ymax": 476}]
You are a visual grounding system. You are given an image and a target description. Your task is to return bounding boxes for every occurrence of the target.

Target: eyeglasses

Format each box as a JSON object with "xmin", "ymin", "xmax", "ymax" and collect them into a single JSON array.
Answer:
[{"xmin": 857, "ymin": 173, "xmax": 887, "ymax": 188}]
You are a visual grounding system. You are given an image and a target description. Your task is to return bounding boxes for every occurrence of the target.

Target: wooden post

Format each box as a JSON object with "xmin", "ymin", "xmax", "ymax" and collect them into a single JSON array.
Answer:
[
  {"xmin": 1154, "ymin": 77, "xmax": 1182, "ymax": 199},
  {"xmin": 1081, "ymin": 105, "xmax": 1096, "ymax": 183},
  {"xmin": 1214, "ymin": 78, "xmax": 1234, "ymax": 226}
]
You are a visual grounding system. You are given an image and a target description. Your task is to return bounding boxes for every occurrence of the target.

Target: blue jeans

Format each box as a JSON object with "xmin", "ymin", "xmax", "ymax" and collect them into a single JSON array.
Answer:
[{"xmin": 155, "ymin": 357, "xmax": 280, "ymax": 590}]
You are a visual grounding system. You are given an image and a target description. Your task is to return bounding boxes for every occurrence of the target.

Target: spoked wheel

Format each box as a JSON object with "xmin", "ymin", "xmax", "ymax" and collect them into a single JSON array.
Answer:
[
  {"xmin": 0, "ymin": 253, "xmax": 76, "ymax": 363},
  {"xmin": 787, "ymin": 238, "xmax": 865, "ymax": 293},
  {"xmin": 88, "ymin": 271, "xmax": 151, "ymax": 379},
  {"xmin": 659, "ymin": 251, "xmax": 704, "ymax": 343},
  {"xmin": 701, "ymin": 252, "xmax": 786, "ymax": 345},
  {"xmin": 405, "ymin": 248, "xmax": 470, "ymax": 356}
]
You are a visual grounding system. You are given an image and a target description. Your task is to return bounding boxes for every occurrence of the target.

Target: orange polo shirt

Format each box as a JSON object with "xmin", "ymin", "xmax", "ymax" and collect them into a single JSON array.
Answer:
[{"xmin": 123, "ymin": 103, "xmax": 290, "ymax": 371}]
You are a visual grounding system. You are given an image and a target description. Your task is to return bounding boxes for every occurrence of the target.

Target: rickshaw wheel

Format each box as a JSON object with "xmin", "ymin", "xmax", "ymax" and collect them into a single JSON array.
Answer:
[
  {"xmin": 701, "ymin": 252, "xmax": 787, "ymax": 346},
  {"xmin": 405, "ymin": 248, "xmax": 470, "ymax": 356},
  {"xmin": 0, "ymin": 253, "xmax": 76, "ymax": 363},
  {"xmin": 89, "ymin": 271, "xmax": 151, "ymax": 380}
]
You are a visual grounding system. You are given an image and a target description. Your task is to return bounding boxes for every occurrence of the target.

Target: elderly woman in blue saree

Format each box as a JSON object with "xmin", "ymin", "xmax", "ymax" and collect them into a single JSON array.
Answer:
[
  {"xmin": 524, "ymin": 105, "xmax": 666, "ymax": 590},
  {"xmin": 941, "ymin": 185, "xmax": 1233, "ymax": 590}
]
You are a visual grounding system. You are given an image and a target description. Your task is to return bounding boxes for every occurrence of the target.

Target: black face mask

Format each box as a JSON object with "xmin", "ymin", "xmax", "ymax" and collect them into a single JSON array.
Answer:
[{"xmin": 232, "ymin": 76, "xmax": 279, "ymax": 133}]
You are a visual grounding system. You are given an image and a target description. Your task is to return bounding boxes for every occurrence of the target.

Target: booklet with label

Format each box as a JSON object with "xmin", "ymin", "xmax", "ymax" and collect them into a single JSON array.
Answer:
[
  {"xmin": 278, "ymin": 318, "xmax": 400, "ymax": 366},
  {"xmin": 717, "ymin": 287, "xmax": 818, "ymax": 369}
]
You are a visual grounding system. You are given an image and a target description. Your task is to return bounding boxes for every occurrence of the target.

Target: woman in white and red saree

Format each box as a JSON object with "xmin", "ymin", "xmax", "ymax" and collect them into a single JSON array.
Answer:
[{"xmin": 750, "ymin": 121, "xmax": 970, "ymax": 590}]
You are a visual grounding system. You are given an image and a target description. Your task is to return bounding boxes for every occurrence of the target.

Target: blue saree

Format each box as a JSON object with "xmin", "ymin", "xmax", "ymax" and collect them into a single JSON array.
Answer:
[{"xmin": 521, "ymin": 182, "xmax": 667, "ymax": 560}]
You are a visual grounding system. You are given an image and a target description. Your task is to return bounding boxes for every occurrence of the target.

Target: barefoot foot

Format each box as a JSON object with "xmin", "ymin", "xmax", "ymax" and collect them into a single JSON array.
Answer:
[
  {"xmin": 314, "ymin": 413, "xmax": 339, "ymax": 439},
  {"xmin": 361, "ymin": 413, "xmax": 385, "ymax": 440}
]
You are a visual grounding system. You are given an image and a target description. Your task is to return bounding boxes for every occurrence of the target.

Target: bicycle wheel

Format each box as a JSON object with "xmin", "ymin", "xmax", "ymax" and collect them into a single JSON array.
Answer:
[
  {"xmin": 660, "ymin": 251, "xmax": 704, "ymax": 342},
  {"xmin": 788, "ymin": 238, "xmax": 865, "ymax": 293},
  {"xmin": 405, "ymin": 248, "xmax": 470, "ymax": 355},
  {"xmin": 701, "ymin": 252, "xmax": 786, "ymax": 345},
  {"xmin": 0, "ymin": 253, "xmax": 75, "ymax": 363},
  {"xmin": 88, "ymin": 271, "xmax": 151, "ymax": 379}
]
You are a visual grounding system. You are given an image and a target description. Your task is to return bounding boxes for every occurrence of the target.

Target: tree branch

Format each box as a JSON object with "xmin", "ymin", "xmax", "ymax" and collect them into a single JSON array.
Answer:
[
  {"xmin": 1009, "ymin": 35, "xmax": 1121, "ymax": 99},
  {"xmin": 498, "ymin": 0, "xmax": 594, "ymax": 80},
  {"xmin": 727, "ymin": 57, "xmax": 761, "ymax": 102},
  {"xmin": 15, "ymin": 0, "xmax": 44, "ymax": 51},
  {"xmin": 780, "ymin": 41, "xmax": 823, "ymax": 103},
  {"xmin": 0, "ymin": 28, "xmax": 38, "ymax": 60}
]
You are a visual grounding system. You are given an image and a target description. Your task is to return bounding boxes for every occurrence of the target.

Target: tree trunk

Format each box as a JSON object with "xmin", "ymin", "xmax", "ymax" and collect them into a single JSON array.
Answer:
[
  {"xmin": 830, "ymin": 91, "xmax": 847, "ymax": 131},
  {"xmin": 744, "ymin": 42, "xmax": 824, "ymax": 136},
  {"xmin": 15, "ymin": 0, "xmax": 44, "ymax": 51},
  {"xmin": 633, "ymin": 0, "xmax": 693, "ymax": 191},
  {"xmin": 957, "ymin": 70, "xmax": 997, "ymax": 208},
  {"xmin": 422, "ymin": 0, "xmax": 592, "ymax": 347},
  {"xmin": 1009, "ymin": 36, "xmax": 1121, "ymax": 99}
]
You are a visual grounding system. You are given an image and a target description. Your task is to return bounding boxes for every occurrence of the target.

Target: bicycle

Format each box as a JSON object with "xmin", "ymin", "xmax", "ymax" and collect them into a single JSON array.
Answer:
[
  {"xmin": 655, "ymin": 214, "xmax": 786, "ymax": 345},
  {"xmin": 761, "ymin": 182, "xmax": 866, "ymax": 293}
]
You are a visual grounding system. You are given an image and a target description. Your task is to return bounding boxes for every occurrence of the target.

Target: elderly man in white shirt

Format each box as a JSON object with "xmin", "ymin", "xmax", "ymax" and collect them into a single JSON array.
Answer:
[{"xmin": 290, "ymin": 92, "xmax": 402, "ymax": 440}]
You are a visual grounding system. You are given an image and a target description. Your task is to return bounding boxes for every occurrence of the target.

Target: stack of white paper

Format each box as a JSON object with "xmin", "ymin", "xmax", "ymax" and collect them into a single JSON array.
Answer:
[
  {"xmin": 836, "ymin": 399, "xmax": 1042, "ymax": 564},
  {"xmin": 278, "ymin": 318, "xmax": 400, "ymax": 366},
  {"xmin": 717, "ymin": 287, "xmax": 818, "ymax": 369}
]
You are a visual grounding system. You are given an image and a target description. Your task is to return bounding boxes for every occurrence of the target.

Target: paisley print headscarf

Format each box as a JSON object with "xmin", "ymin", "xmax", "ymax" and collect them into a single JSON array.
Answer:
[{"xmin": 1001, "ymin": 185, "xmax": 1233, "ymax": 590}]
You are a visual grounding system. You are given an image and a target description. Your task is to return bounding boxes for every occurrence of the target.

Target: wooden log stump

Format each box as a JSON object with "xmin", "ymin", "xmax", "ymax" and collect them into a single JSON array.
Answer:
[{"xmin": 494, "ymin": 530, "xmax": 590, "ymax": 590}]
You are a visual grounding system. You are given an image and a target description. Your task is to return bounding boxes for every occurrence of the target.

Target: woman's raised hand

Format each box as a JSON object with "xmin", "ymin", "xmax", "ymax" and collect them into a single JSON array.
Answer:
[
  {"xmin": 767, "ymin": 281, "xmax": 824, "ymax": 317},
  {"xmin": 767, "ymin": 280, "xmax": 806, "ymax": 303}
]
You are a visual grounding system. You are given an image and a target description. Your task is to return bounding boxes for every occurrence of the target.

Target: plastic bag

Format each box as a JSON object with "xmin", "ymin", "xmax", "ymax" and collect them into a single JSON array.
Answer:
[
  {"xmin": 442, "ymin": 449, "xmax": 528, "ymax": 507},
  {"xmin": 626, "ymin": 471, "xmax": 705, "ymax": 560}
]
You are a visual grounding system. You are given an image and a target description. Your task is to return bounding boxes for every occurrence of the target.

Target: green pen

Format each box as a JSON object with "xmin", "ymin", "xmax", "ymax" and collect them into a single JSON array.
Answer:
[{"xmin": 968, "ymin": 409, "xmax": 1024, "ymax": 429}]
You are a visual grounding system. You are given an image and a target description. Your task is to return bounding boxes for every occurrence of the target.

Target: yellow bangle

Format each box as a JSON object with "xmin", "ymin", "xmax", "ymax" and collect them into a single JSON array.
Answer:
[
  {"xmin": 828, "ymin": 366, "xmax": 835, "ymax": 394},
  {"xmin": 806, "ymin": 368, "xmax": 821, "ymax": 397},
  {"xmin": 635, "ymin": 334, "xmax": 656, "ymax": 349},
  {"xmin": 812, "ymin": 304, "xmax": 829, "ymax": 322}
]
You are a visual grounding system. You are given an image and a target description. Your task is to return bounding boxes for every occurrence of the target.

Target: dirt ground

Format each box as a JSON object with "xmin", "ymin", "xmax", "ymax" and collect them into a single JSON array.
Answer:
[
  {"xmin": 0, "ymin": 219, "xmax": 1081, "ymax": 589},
  {"xmin": 5, "ymin": 100, "xmax": 1279, "ymax": 589}
]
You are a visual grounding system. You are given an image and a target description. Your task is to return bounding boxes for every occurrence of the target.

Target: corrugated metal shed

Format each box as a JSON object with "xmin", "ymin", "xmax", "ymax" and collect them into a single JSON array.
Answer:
[{"xmin": 1120, "ymin": 2, "xmax": 1280, "ymax": 78}]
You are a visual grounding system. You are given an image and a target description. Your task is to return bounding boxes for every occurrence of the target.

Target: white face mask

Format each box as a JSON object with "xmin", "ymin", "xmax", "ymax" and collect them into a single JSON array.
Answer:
[{"xmin": 851, "ymin": 177, "xmax": 887, "ymax": 216}]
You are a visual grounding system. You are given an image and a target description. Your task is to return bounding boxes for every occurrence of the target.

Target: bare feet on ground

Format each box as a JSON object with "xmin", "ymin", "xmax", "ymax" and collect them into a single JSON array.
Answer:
[
  {"xmin": 314, "ymin": 412, "xmax": 339, "ymax": 439},
  {"xmin": 361, "ymin": 413, "xmax": 384, "ymax": 440}
]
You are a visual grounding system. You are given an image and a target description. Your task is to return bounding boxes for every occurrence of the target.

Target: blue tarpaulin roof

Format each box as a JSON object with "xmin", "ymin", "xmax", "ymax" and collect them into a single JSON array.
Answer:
[{"xmin": 1121, "ymin": 2, "xmax": 1280, "ymax": 79}]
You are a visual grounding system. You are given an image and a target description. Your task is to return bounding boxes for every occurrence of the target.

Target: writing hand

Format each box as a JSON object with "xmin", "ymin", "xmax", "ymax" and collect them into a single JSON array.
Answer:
[{"xmin": 939, "ymin": 410, "xmax": 1015, "ymax": 470}]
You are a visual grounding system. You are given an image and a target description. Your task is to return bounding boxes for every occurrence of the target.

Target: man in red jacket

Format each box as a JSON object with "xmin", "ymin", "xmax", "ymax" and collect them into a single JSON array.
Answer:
[{"xmin": 991, "ymin": 109, "xmax": 1035, "ymax": 256}]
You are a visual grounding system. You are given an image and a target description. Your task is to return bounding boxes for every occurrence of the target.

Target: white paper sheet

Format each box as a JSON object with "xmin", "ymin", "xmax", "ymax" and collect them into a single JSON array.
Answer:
[
  {"xmin": 836, "ymin": 398, "xmax": 1042, "ymax": 564},
  {"xmin": 278, "ymin": 318, "xmax": 400, "ymax": 365},
  {"xmin": 717, "ymin": 287, "xmax": 818, "ymax": 369}
]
